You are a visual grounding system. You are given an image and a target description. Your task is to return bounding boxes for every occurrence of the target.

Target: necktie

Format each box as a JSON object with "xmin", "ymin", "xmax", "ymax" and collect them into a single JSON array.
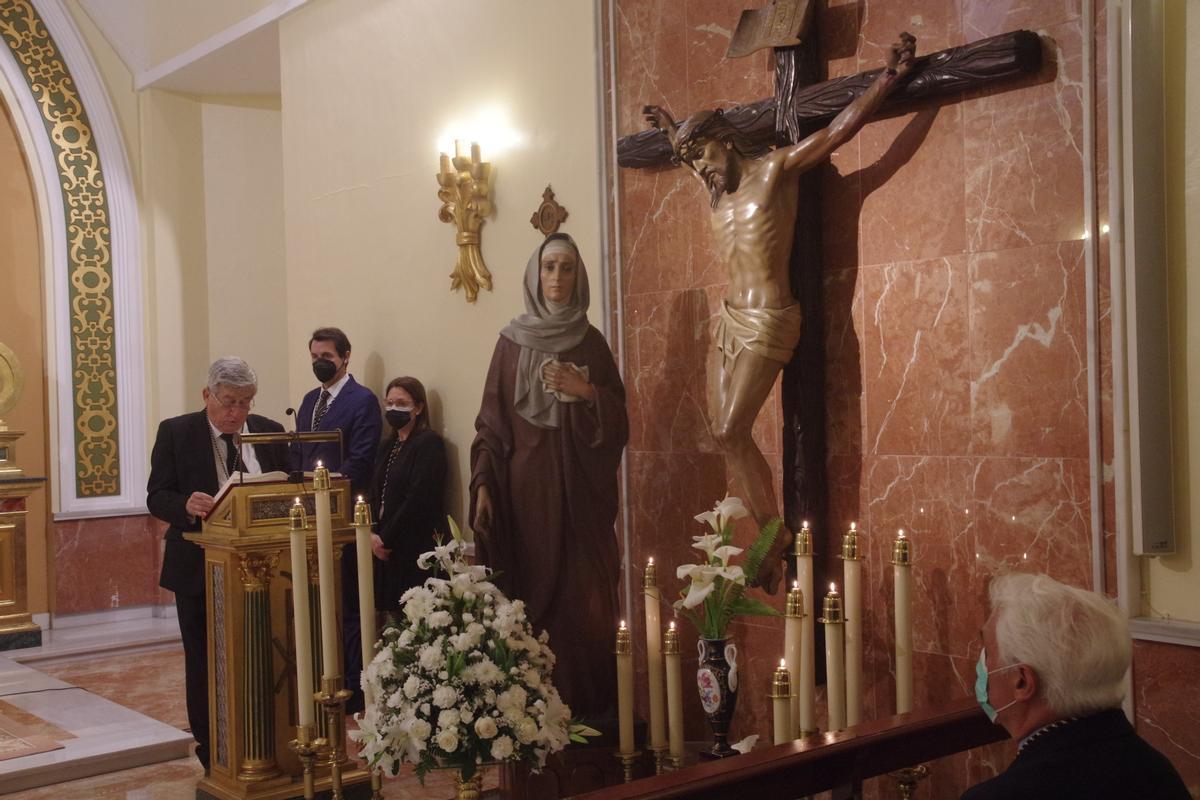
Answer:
[
  {"xmin": 219, "ymin": 433, "xmax": 239, "ymax": 475},
  {"xmin": 313, "ymin": 389, "xmax": 331, "ymax": 430}
]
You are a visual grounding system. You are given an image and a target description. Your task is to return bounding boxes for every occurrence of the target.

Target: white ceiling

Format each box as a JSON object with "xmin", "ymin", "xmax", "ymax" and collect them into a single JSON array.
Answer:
[{"xmin": 77, "ymin": 0, "xmax": 300, "ymax": 95}]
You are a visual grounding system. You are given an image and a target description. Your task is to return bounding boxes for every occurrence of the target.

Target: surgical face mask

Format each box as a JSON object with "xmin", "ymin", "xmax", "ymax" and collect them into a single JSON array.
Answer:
[
  {"xmin": 975, "ymin": 647, "xmax": 1020, "ymax": 723},
  {"xmin": 312, "ymin": 358, "xmax": 339, "ymax": 383},
  {"xmin": 385, "ymin": 407, "xmax": 413, "ymax": 430}
]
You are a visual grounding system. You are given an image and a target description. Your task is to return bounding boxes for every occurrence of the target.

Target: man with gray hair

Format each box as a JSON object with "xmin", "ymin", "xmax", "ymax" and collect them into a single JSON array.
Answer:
[
  {"xmin": 963, "ymin": 572, "xmax": 1187, "ymax": 799},
  {"xmin": 147, "ymin": 356, "xmax": 288, "ymax": 773}
]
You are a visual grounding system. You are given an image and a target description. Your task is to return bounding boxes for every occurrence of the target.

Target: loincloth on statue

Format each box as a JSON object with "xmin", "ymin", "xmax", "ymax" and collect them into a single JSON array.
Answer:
[{"xmin": 714, "ymin": 301, "xmax": 803, "ymax": 366}]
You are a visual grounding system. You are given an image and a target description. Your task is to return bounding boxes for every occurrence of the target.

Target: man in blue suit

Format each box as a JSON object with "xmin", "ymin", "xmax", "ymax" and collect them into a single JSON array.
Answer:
[{"xmin": 293, "ymin": 326, "xmax": 382, "ymax": 713}]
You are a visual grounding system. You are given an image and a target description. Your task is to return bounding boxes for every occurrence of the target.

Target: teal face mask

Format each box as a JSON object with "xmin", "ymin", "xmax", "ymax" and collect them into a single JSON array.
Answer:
[{"xmin": 975, "ymin": 647, "xmax": 1019, "ymax": 723}]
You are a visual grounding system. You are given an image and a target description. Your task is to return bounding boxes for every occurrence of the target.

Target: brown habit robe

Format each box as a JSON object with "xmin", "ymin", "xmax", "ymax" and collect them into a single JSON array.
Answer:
[{"xmin": 470, "ymin": 327, "xmax": 627, "ymax": 717}]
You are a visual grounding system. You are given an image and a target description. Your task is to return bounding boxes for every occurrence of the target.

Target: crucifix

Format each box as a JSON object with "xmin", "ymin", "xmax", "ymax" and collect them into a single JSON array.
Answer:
[{"xmin": 620, "ymin": 1, "xmax": 1041, "ymax": 594}]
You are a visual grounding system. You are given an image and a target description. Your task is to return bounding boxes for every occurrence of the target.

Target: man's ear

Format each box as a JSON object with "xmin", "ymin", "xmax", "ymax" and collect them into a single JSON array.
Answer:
[{"xmin": 1014, "ymin": 664, "xmax": 1039, "ymax": 702}]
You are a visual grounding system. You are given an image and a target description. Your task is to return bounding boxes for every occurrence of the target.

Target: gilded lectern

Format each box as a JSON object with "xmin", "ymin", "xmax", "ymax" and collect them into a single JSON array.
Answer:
[{"xmin": 187, "ymin": 473, "xmax": 370, "ymax": 800}]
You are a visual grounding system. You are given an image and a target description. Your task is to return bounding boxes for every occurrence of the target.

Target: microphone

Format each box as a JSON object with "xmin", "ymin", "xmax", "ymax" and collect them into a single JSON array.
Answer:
[{"xmin": 285, "ymin": 407, "xmax": 305, "ymax": 484}]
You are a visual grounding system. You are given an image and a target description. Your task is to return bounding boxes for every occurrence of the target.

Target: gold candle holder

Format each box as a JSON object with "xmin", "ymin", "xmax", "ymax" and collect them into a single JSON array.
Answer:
[
  {"xmin": 354, "ymin": 495, "xmax": 371, "ymax": 526},
  {"xmin": 315, "ymin": 675, "xmax": 353, "ymax": 799},
  {"xmin": 616, "ymin": 622, "xmax": 631, "ymax": 655},
  {"xmin": 615, "ymin": 750, "xmax": 642, "ymax": 783},
  {"xmin": 771, "ymin": 660, "xmax": 792, "ymax": 698},
  {"xmin": 313, "ymin": 462, "xmax": 330, "ymax": 491},
  {"xmin": 289, "ymin": 724, "xmax": 322, "ymax": 800},
  {"xmin": 893, "ymin": 764, "xmax": 930, "ymax": 799},
  {"xmin": 785, "ymin": 583, "xmax": 805, "ymax": 619},
  {"xmin": 663, "ymin": 622, "xmax": 678, "ymax": 654},
  {"xmin": 820, "ymin": 586, "xmax": 844, "ymax": 624},
  {"xmin": 793, "ymin": 520, "xmax": 813, "ymax": 557},
  {"xmin": 892, "ymin": 529, "xmax": 913, "ymax": 566},
  {"xmin": 644, "ymin": 557, "xmax": 657, "ymax": 588},
  {"xmin": 841, "ymin": 522, "xmax": 862, "ymax": 561},
  {"xmin": 290, "ymin": 497, "xmax": 308, "ymax": 530}
]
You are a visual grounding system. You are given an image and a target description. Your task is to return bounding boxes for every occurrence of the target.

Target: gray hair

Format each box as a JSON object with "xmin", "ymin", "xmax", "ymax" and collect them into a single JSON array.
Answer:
[
  {"xmin": 206, "ymin": 356, "xmax": 258, "ymax": 394},
  {"xmin": 989, "ymin": 573, "xmax": 1130, "ymax": 717}
]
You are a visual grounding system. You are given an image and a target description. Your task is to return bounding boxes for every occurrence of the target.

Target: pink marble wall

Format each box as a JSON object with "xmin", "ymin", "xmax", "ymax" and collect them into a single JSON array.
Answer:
[
  {"xmin": 612, "ymin": 0, "xmax": 1199, "ymax": 795},
  {"xmin": 53, "ymin": 514, "xmax": 168, "ymax": 613}
]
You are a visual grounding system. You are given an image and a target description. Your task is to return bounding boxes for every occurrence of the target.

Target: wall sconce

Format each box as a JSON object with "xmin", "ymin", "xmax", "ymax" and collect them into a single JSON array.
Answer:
[{"xmin": 437, "ymin": 140, "xmax": 493, "ymax": 303}]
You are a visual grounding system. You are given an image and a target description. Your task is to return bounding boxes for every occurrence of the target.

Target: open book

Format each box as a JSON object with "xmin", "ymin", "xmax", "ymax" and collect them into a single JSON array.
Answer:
[{"xmin": 212, "ymin": 470, "xmax": 343, "ymax": 506}]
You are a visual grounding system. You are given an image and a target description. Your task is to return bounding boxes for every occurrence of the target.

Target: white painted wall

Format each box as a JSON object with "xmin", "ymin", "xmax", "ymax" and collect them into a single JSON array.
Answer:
[{"xmin": 278, "ymin": 0, "xmax": 604, "ymax": 525}]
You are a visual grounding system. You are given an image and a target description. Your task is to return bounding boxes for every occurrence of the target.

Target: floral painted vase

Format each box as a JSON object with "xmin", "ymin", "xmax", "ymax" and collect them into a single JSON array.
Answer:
[{"xmin": 696, "ymin": 638, "xmax": 739, "ymax": 758}]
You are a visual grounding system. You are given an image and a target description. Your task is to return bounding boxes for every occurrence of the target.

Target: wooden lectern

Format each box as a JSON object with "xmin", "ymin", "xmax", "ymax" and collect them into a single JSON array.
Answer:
[{"xmin": 187, "ymin": 475, "xmax": 370, "ymax": 799}]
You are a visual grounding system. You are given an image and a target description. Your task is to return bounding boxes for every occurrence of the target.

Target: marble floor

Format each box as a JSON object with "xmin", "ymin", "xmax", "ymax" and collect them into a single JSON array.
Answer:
[{"xmin": 1, "ymin": 646, "xmax": 497, "ymax": 799}]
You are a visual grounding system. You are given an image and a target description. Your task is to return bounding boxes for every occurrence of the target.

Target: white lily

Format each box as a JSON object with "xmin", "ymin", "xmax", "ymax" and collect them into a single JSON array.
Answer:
[
  {"xmin": 711, "ymin": 544, "xmax": 744, "ymax": 565},
  {"xmin": 694, "ymin": 495, "xmax": 750, "ymax": 533},
  {"xmin": 690, "ymin": 532, "xmax": 724, "ymax": 559},
  {"xmin": 675, "ymin": 563, "xmax": 746, "ymax": 609}
]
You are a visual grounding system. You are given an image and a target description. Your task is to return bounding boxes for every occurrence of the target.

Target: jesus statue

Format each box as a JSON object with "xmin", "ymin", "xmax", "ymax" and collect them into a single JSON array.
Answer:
[{"xmin": 644, "ymin": 31, "xmax": 917, "ymax": 593}]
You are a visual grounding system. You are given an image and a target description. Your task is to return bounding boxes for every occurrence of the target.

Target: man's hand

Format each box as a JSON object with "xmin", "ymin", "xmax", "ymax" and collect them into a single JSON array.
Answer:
[
  {"xmin": 474, "ymin": 485, "xmax": 493, "ymax": 535},
  {"xmin": 643, "ymin": 104, "xmax": 678, "ymax": 135},
  {"xmin": 186, "ymin": 492, "xmax": 215, "ymax": 520},
  {"xmin": 371, "ymin": 533, "xmax": 391, "ymax": 561},
  {"xmin": 886, "ymin": 32, "xmax": 917, "ymax": 77}
]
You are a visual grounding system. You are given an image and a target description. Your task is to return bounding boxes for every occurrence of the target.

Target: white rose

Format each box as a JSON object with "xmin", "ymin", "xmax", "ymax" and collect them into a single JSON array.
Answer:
[
  {"xmin": 432, "ymin": 685, "xmax": 457, "ymax": 708},
  {"xmin": 515, "ymin": 716, "xmax": 538, "ymax": 744},
  {"xmin": 490, "ymin": 735, "xmax": 514, "ymax": 760},
  {"xmin": 435, "ymin": 727, "xmax": 459, "ymax": 752},
  {"xmin": 410, "ymin": 718, "xmax": 431, "ymax": 743},
  {"xmin": 474, "ymin": 716, "xmax": 498, "ymax": 739},
  {"xmin": 437, "ymin": 708, "xmax": 460, "ymax": 730}
]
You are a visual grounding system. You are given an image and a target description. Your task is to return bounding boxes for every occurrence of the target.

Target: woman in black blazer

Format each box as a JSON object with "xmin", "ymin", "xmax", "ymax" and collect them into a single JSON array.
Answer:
[{"xmin": 368, "ymin": 376, "xmax": 447, "ymax": 614}]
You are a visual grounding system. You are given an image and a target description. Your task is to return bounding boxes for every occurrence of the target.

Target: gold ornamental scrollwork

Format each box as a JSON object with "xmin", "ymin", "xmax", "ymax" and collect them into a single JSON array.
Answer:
[
  {"xmin": 238, "ymin": 551, "xmax": 279, "ymax": 591},
  {"xmin": 437, "ymin": 140, "xmax": 493, "ymax": 303},
  {"xmin": 0, "ymin": 0, "xmax": 119, "ymax": 497}
]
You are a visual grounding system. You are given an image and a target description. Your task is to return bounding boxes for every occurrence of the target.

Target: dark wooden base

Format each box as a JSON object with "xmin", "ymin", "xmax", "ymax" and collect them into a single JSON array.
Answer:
[{"xmin": 0, "ymin": 626, "xmax": 41, "ymax": 651}]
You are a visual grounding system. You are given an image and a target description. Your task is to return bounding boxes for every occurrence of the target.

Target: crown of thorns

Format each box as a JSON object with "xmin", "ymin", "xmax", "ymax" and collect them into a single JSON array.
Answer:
[{"xmin": 669, "ymin": 109, "xmax": 770, "ymax": 164}]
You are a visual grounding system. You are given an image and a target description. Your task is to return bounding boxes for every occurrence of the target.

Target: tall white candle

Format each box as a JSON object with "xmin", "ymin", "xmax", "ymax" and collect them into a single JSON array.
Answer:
[
  {"xmin": 771, "ymin": 659, "xmax": 793, "ymax": 745},
  {"xmin": 893, "ymin": 530, "xmax": 914, "ymax": 714},
  {"xmin": 822, "ymin": 583, "xmax": 846, "ymax": 732},
  {"xmin": 842, "ymin": 522, "xmax": 863, "ymax": 727},
  {"xmin": 784, "ymin": 582, "xmax": 804, "ymax": 738},
  {"xmin": 644, "ymin": 559, "xmax": 665, "ymax": 750},
  {"xmin": 289, "ymin": 499, "xmax": 315, "ymax": 728},
  {"xmin": 354, "ymin": 496, "xmax": 377, "ymax": 706},
  {"xmin": 616, "ymin": 621, "xmax": 634, "ymax": 755},
  {"xmin": 313, "ymin": 462, "xmax": 339, "ymax": 679},
  {"xmin": 664, "ymin": 622, "xmax": 684, "ymax": 760},
  {"xmin": 794, "ymin": 522, "xmax": 816, "ymax": 734}
]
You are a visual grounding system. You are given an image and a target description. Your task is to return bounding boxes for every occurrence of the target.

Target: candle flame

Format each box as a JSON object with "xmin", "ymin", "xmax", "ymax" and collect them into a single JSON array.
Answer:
[
  {"xmin": 669, "ymin": 621, "xmax": 676, "ymax": 631},
  {"xmin": 648, "ymin": 556, "xmax": 654, "ymax": 565},
  {"xmin": 780, "ymin": 658, "xmax": 787, "ymax": 668},
  {"xmin": 293, "ymin": 497, "xmax": 300, "ymax": 505},
  {"xmin": 898, "ymin": 529, "xmax": 906, "ymax": 539},
  {"xmin": 357, "ymin": 494, "xmax": 364, "ymax": 503},
  {"xmin": 619, "ymin": 620, "xmax": 627, "ymax": 630},
  {"xmin": 802, "ymin": 520, "xmax": 809, "ymax": 529},
  {"xmin": 316, "ymin": 460, "xmax": 323, "ymax": 468},
  {"xmin": 792, "ymin": 580, "xmax": 799, "ymax": 590},
  {"xmin": 829, "ymin": 582, "xmax": 838, "ymax": 593},
  {"xmin": 850, "ymin": 522, "xmax": 857, "ymax": 531}
]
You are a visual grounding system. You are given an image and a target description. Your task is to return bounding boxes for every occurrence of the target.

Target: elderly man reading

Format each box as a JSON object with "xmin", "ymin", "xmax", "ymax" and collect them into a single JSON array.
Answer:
[{"xmin": 964, "ymin": 573, "xmax": 1188, "ymax": 799}]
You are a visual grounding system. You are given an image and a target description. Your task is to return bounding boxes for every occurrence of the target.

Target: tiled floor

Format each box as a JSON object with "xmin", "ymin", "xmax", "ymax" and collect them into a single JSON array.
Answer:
[{"xmin": 2, "ymin": 647, "xmax": 496, "ymax": 799}]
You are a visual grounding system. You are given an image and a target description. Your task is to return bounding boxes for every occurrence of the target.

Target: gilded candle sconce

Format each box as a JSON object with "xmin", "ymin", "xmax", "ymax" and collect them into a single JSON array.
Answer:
[{"xmin": 437, "ymin": 140, "xmax": 493, "ymax": 303}]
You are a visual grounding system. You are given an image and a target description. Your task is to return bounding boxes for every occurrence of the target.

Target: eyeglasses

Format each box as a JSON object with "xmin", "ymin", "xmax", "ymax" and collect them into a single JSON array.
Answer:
[{"xmin": 213, "ymin": 395, "xmax": 255, "ymax": 411}]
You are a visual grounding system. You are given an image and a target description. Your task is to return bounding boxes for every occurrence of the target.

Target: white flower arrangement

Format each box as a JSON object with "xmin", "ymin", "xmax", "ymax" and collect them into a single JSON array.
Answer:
[
  {"xmin": 675, "ymin": 495, "xmax": 781, "ymax": 640},
  {"xmin": 352, "ymin": 520, "xmax": 592, "ymax": 783}
]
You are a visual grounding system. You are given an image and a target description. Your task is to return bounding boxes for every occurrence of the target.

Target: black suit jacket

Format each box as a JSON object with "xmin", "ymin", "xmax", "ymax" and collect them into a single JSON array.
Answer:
[
  {"xmin": 961, "ymin": 708, "xmax": 1189, "ymax": 800},
  {"xmin": 148, "ymin": 411, "xmax": 289, "ymax": 596}
]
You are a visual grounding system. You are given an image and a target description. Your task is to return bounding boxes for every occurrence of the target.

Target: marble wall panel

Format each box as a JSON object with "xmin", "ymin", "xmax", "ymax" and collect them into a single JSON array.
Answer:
[
  {"xmin": 963, "ymin": 19, "xmax": 1085, "ymax": 252},
  {"xmin": 968, "ymin": 241, "xmax": 1089, "ymax": 458},
  {"xmin": 864, "ymin": 256, "xmax": 970, "ymax": 456},
  {"xmin": 858, "ymin": 0, "xmax": 964, "ymax": 67},
  {"xmin": 1133, "ymin": 640, "xmax": 1200, "ymax": 793},
  {"xmin": 54, "ymin": 514, "xmax": 164, "ymax": 614}
]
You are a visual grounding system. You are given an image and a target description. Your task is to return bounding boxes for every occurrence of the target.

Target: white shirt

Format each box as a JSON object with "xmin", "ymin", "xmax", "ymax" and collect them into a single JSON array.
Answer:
[
  {"xmin": 313, "ymin": 372, "xmax": 351, "ymax": 428},
  {"xmin": 207, "ymin": 418, "xmax": 263, "ymax": 477}
]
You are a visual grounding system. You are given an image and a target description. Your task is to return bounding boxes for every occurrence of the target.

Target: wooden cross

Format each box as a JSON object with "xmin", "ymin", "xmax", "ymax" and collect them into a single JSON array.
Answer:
[{"xmin": 618, "ymin": 25, "xmax": 1041, "ymax": 544}]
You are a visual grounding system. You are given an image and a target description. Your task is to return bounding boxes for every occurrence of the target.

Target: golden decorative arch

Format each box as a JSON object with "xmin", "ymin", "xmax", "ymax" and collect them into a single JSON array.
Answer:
[{"xmin": 0, "ymin": 0, "xmax": 119, "ymax": 496}]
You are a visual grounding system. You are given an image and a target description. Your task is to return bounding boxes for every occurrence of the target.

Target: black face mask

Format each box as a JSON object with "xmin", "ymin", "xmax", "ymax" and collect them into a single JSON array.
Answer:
[
  {"xmin": 312, "ymin": 358, "xmax": 338, "ymax": 383},
  {"xmin": 385, "ymin": 409, "xmax": 412, "ymax": 430}
]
